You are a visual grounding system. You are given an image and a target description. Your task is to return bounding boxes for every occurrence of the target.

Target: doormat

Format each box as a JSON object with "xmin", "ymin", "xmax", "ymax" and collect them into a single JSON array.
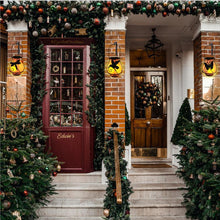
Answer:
[{"xmin": 132, "ymin": 164, "xmax": 171, "ymax": 168}]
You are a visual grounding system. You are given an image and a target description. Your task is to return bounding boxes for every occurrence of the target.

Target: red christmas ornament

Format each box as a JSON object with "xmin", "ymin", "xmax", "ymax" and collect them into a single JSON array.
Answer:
[
  {"xmin": 38, "ymin": 170, "xmax": 42, "ymax": 174},
  {"xmin": 147, "ymin": 4, "xmax": 152, "ymax": 10},
  {"xmin": 182, "ymin": 146, "xmax": 187, "ymax": 151},
  {"xmin": 176, "ymin": 9, "xmax": 181, "ymax": 15},
  {"xmin": 186, "ymin": 7, "xmax": 190, "ymax": 13},
  {"xmin": 23, "ymin": 190, "xmax": 28, "ymax": 196},
  {"xmin": 0, "ymin": 18, "xmax": 3, "ymax": 23},
  {"xmin": 63, "ymin": 7, "xmax": 68, "ymax": 12},
  {"xmin": 114, "ymin": 192, "xmax": 117, "ymax": 197},
  {"xmin": 13, "ymin": 148, "xmax": 18, "ymax": 152},
  {"xmin": 107, "ymin": 1, "xmax": 111, "ymax": 7},
  {"xmin": 208, "ymin": 134, "xmax": 215, "ymax": 140},
  {"xmin": 103, "ymin": 7, "xmax": 109, "ymax": 15},
  {"xmin": 38, "ymin": 8, "xmax": 43, "ymax": 14},
  {"xmin": 6, "ymin": 9, "xmax": 12, "ymax": 15},
  {"xmin": 136, "ymin": 1, "xmax": 142, "ymax": 6},
  {"xmin": 19, "ymin": 5, "xmax": 24, "ymax": 12},
  {"xmin": 94, "ymin": 18, "xmax": 100, "ymax": 25},
  {"xmin": 108, "ymin": 136, "xmax": 111, "ymax": 140},
  {"xmin": 162, "ymin": 11, "xmax": 167, "ymax": 17},
  {"xmin": 121, "ymin": 8, "xmax": 127, "ymax": 14},
  {"xmin": 0, "ymin": 6, "xmax": 5, "ymax": 11},
  {"xmin": 52, "ymin": 172, "xmax": 57, "ymax": 176}
]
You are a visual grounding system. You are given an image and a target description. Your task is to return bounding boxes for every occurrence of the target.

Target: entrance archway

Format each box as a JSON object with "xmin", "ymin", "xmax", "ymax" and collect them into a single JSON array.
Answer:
[{"xmin": 125, "ymin": 14, "xmax": 197, "ymax": 163}]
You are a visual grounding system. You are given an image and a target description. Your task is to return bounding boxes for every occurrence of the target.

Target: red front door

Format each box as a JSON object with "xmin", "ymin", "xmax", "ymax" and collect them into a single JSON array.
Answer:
[{"xmin": 43, "ymin": 45, "xmax": 94, "ymax": 173}]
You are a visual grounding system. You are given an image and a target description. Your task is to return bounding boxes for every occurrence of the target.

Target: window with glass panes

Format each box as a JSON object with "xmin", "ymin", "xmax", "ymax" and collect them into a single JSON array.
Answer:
[{"xmin": 49, "ymin": 47, "xmax": 85, "ymax": 127}]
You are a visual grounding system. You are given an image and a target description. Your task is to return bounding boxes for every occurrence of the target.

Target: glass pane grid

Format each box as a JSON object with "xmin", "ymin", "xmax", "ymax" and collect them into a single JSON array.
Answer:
[{"xmin": 49, "ymin": 48, "xmax": 84, "ymax": 127}]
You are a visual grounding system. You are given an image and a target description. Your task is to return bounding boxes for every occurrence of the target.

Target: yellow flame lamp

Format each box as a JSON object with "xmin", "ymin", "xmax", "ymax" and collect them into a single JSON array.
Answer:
[
  {"xmin": 201, "ymin": 44, "xmax": 217, "ymax": 78},
  {"xmin": 107, "ymin": 42, "xmax": 123, "ymax": 77},
  {"xmin": 9, "ymin": 42, "xmax": 25, "ymax": 76}
]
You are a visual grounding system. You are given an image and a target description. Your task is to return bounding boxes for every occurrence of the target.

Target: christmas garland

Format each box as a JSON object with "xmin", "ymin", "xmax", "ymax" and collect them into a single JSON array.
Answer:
[
  {"xmin": 0, "ymin": 1, "xmax": 220, "ymax": 25},
  {"xmin": 135, "ymin": 82, "xmax": 161, "ymax": 108}
]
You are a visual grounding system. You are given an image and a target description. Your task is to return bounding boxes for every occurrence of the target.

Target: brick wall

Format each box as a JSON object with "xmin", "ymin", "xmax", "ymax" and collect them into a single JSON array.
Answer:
[
  {"xmin": 194, "ymin": 31, "xmax": 220, "ymax": 110},
  {"xmin": 105, "ymin": 30, "xmax": 126, "ymax": 133},
  {"xmin": 7, "ymin": 31, "xmax": 32, "ymax": 118}
]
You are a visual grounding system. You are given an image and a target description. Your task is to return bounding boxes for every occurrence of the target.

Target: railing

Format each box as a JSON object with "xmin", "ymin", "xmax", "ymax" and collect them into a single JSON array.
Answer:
[{"xmin": 113, "ymin": 130, "xmax": 122, "ymax": 204}]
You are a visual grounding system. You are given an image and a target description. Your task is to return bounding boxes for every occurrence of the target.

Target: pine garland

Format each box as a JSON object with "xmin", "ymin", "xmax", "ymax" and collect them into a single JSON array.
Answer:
[{"xmin": 175, "ymin": 97, "xmax": 220, "ymax": 219}]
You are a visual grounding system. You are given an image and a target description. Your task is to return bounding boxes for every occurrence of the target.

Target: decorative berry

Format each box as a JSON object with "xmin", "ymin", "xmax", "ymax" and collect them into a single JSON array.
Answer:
[
  {"xmin": 107, "ymin": 1, "xmax": 111, "ymax": 7},
  {"xmin": 63, "ymin": 7, "xmax": 68, "ymax": 12},
  {"xmin": 57, "ymin": 5, "xmax": 61, "ymax": 11},
  {"xmin": 0, "ymin": 6, "xmax": 4, "ymax": 11},
  {"xmin": 162, "ymin": 11, "xmax": 167, "ymax": 17},
  {"xmin": 94, "ymin": 18, "xmax": 100, "ymax": 25},
  {"xmin": 136, "ymin": 1, "xmax": 142, "ymax": 6},
  {"xmin": 208, "ymin": 134, "xmax": 215, "ymax": 140},
  {"xmin": 11, "ymin": 5, "xmax": 17, "ymax": 11},
  {"xmin": 6, "ymin": 9, "xmax": 12, "ymax": 15},
  {"xmin": 103, "ymin": 7, "xmax": 109, "ymax": 14},
  {"xmin": 13, "ymin": 148, "xmax": 18, "ymax": 152},
  {"xmin": 19, "ymin": 5, "xmax": 24, "ymax": 12},
  {"xmin": 38, "ymin": 8, "xmax": 43, "ymax": 13},
  {"xmin": 52, "ymin": 172, "xmax": 57, "ymax": 176},
  {"xmin": 23, "ymin": 190, "xmax": 28, "ymax": 196}
]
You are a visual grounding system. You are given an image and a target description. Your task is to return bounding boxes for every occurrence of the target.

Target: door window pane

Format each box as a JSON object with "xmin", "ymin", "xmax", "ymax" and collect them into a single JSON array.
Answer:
[
  {"xmin": 49, "ymin": 47, "xmax": 84, "ymax": 127},
  {"xmin": 62, "ymin": 49, "xmax": 72, "ymax": 61}
]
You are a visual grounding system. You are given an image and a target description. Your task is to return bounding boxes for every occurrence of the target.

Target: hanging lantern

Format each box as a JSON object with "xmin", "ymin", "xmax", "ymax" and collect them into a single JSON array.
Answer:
[
  {"xmin": 145, "ymin": 28, "xmax": 164, "ymax": 65},
  {"xmin": 107, "ymin": 42, "xmax": 122, "ymax": 77},
  {"xmin": 9, "ymin": 42, "xmax": 25, "ymax": 76}
]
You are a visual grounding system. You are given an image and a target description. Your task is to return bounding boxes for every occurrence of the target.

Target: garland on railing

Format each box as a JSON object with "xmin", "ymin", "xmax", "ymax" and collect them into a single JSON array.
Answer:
[{"xmin": 103, "ymin": 128, "xmax": 133, "ymax": 219}]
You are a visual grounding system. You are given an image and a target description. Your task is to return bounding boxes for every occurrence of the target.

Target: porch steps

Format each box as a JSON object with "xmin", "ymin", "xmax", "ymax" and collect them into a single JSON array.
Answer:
[{"xmin": 38, "ymin": 166, "xmax": 187, "ymax": 220}]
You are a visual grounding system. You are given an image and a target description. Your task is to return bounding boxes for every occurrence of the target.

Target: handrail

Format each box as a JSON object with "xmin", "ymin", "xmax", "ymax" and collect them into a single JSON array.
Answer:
[{"xmin": 113, "ymin": 130, "xmax": 122, "ymax": 204}]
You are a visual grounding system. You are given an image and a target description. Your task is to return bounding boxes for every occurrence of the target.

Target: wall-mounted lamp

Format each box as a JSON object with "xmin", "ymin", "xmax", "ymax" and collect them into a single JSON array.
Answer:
[
  {"xmin": 202, "ymin": 43, "xmax": 217, "ymax": 77},
  {"xmin": 107, "ymin": 42, "xmax": 122, "ymax": 77},
  {"xmin": 9, "ymin": 42, "xmax": 25, "ymax": 76}
]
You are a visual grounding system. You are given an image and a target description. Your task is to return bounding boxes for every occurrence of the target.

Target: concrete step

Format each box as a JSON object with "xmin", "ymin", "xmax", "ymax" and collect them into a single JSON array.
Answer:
[
  {"xmin": 131, "ymin": 183, "xmax": 186, "ymax": 199},
  {"xmin": 52, "ymin": 172, "xmax": 101, "ymax": 184},
  {"xmin": 38, "ymin": 198, "xmax": 185, "ymax": 217},
  {"xmin": 128, "ymin": 168, "xmax": 183, "ymax": 183},
  {"xmin": 38, "ymin": 217, "xmax": 187, "ymax": 220},
  {"xmin": 131, "ymin": 157, "xmax": 172, "ymax": 164},
  {"xmin": 51, "ymin": 182, "xmax": 185, "ymax": 199}
]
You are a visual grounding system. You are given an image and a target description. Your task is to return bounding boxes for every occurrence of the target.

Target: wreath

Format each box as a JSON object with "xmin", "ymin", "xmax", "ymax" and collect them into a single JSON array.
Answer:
[{"xmin": 135, "ymin": 82, "xmax": 161, "ymax": 108}]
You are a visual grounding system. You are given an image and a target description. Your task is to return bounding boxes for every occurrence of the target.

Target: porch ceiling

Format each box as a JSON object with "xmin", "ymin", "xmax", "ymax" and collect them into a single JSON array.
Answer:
[{"xmin": 126, "ymin": 14, "xmax": 198, "ymax": 50}]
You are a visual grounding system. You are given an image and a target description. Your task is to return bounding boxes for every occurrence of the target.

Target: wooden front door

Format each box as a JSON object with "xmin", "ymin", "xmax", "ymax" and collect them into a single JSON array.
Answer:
[
  {"xmin": 131, "ymin": 69, "xmax": 167, "ymax": 157},
  {"xmin": 43, "ymin": 45, "xmax": 94, "ymax": 173}
]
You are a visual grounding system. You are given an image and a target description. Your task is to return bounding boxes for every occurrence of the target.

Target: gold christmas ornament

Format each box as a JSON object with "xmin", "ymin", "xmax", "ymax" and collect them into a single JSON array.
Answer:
[
  {"xmin": 57, "ymin": 164, "xmax": 61, "ymax": 172},
  {"xmin": 103, "ymin": 209, "xmax": 110, "ymax": 217}
]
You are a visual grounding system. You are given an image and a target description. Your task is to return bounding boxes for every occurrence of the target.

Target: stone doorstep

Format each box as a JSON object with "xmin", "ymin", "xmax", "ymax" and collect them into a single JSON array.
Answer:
[
  {"xmin": 38, "ymin": 217, "xmax": 187, "ymax": 220},
  {"xmin": 41, "ymin": 198, "xmax": 184, "ymax": 208},
  {"xmin": 54, "ymin": 182, "xmax": 185, "ymax": 190}
]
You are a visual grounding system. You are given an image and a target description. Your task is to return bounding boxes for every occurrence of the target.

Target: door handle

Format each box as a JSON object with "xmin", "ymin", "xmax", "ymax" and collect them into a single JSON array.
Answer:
[{"xmin": 146, "ymin": 121, "xmax": 151, "ymax": 125}]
